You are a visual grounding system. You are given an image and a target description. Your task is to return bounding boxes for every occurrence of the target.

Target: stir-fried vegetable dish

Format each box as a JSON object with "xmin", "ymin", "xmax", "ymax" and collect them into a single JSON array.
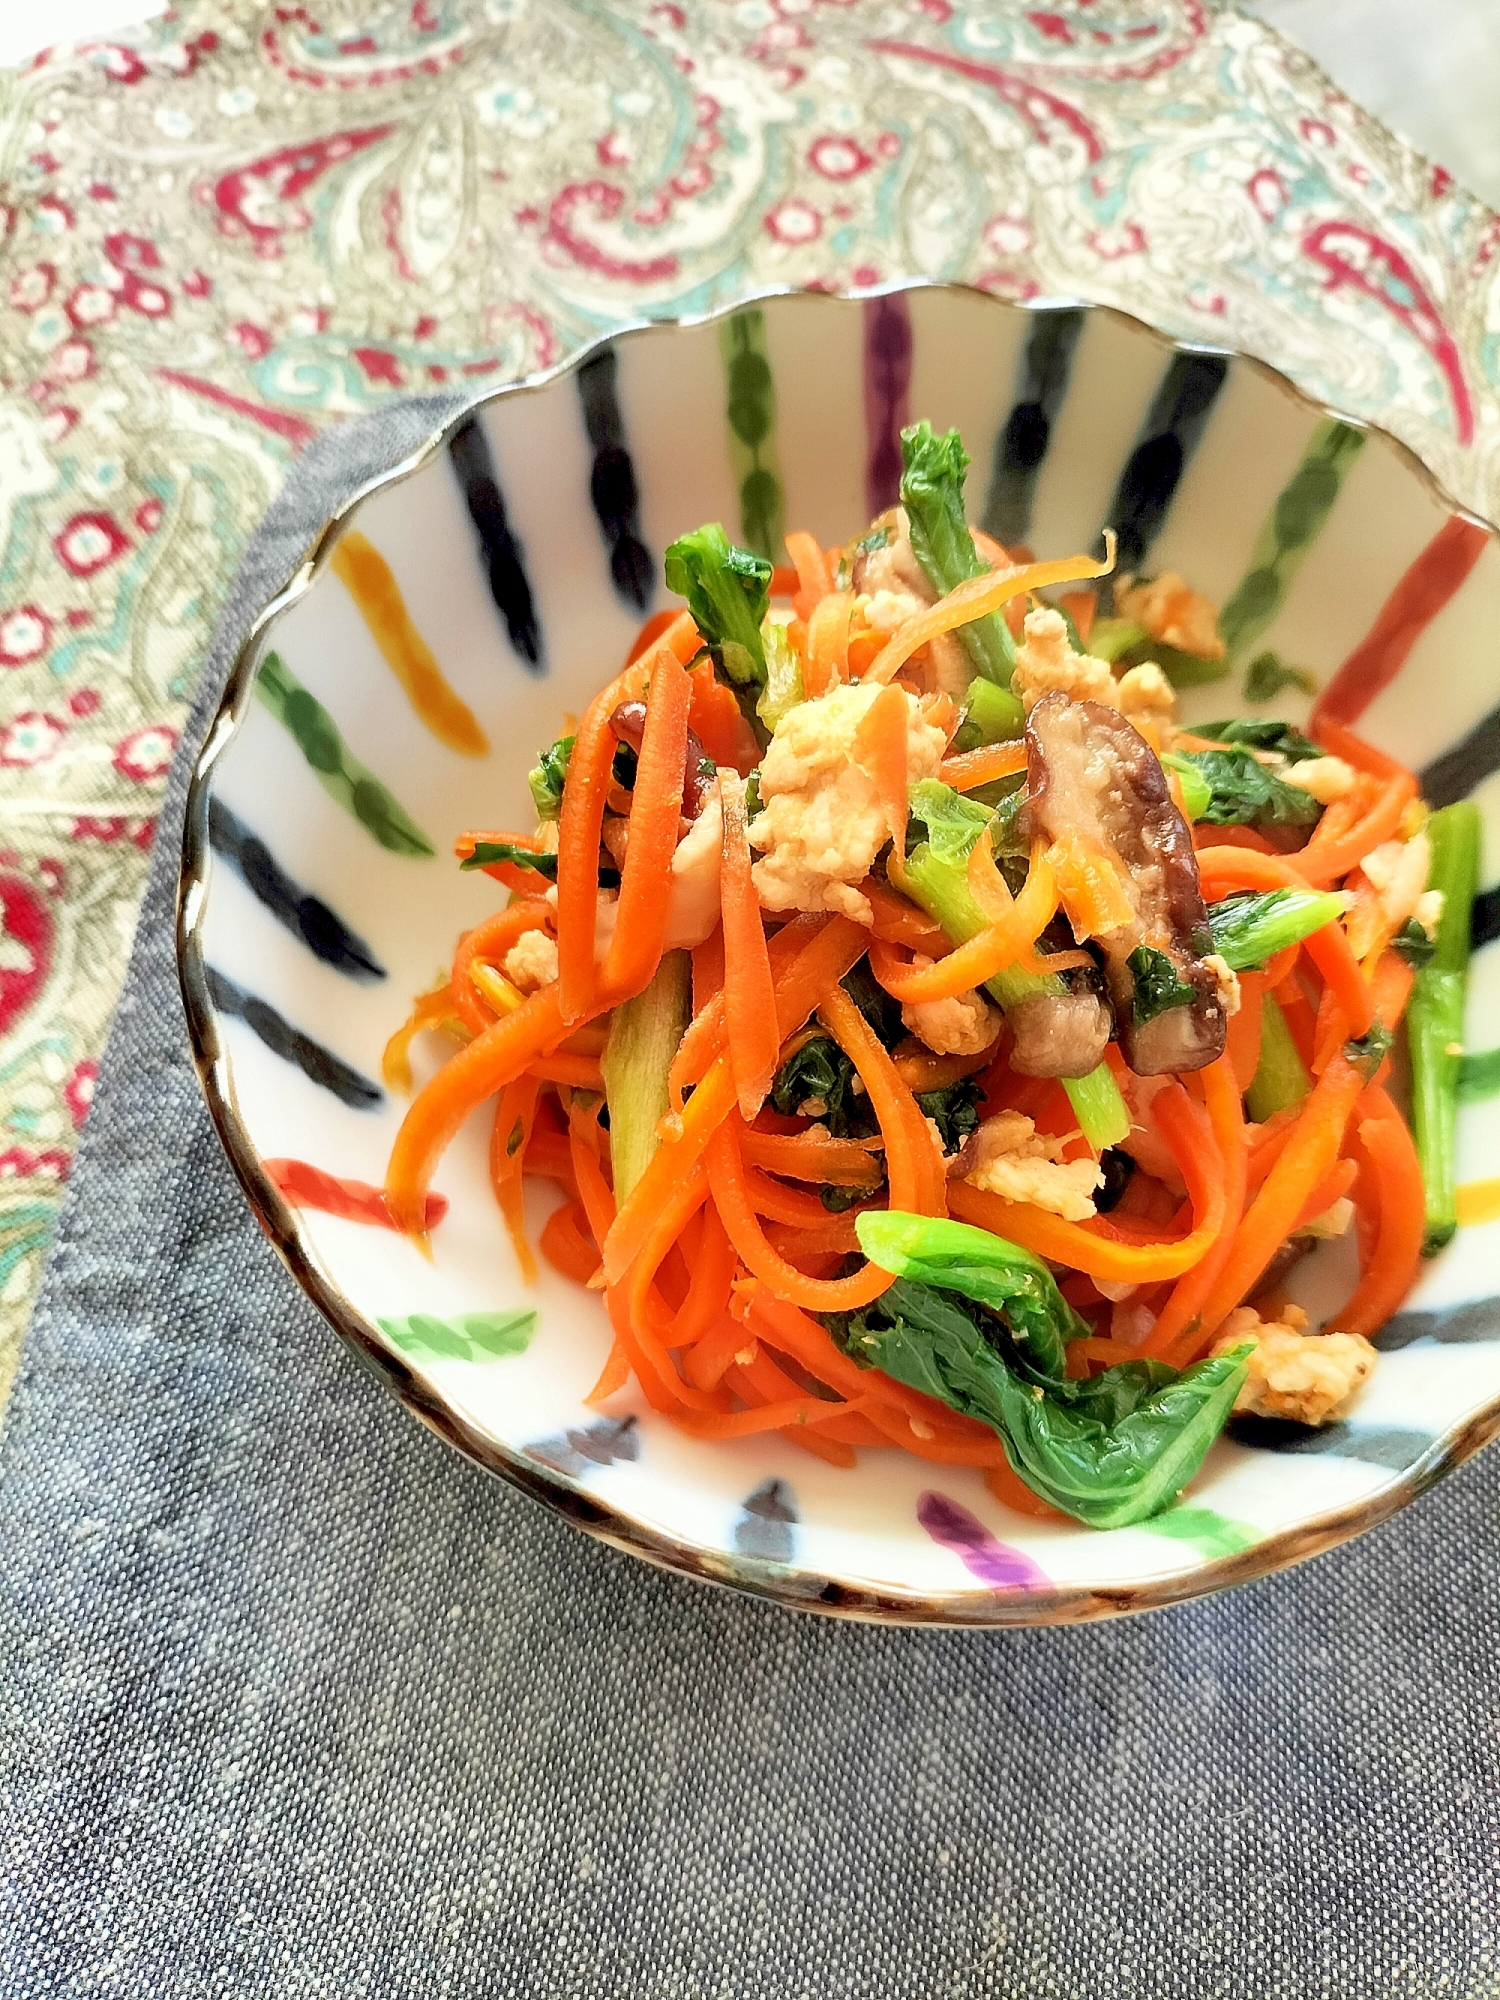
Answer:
[{"xmin": 382, "ymin": 421, "xmax": 1474, "ymax": 1529}]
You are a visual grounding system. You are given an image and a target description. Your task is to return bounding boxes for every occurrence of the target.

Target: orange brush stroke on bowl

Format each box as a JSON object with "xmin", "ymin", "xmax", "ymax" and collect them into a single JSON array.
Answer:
[{"xmin": 330, "ymin": 530, "xmax": 490, "ymax": 756}]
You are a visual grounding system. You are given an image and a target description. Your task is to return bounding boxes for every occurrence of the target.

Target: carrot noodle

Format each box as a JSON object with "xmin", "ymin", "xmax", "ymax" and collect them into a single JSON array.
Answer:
[
  {"xmin": 869, "ymin": 842, "xmax": 1058, "ymax": 1003},
  {"xmin": 386, "ymin": 983, "xmax": 576, "ymax": 1241},
  {"xmin": 740, "ymin": 1128, "xmax": 885, "ymax": 1188},
  {"xmin": 720, "ymin": 773, "xmax": 781, "ymax": 1120},
  {"xmin": 952, "ymin": 1084, "xmax": 1226, "ymax": 1284},
  {"xmin": 489, "ymin": 1076, "xmax": 541, "ymax": 1283},
  {"xmin": 1224, "ymin": 969, "xmax": 1266, "ymax": 1095},
  {"xmin": 784, "ymin": 529, "xmax": 834, "ymax": 617},
  {"xmin": 688, "ymin": 657, "xmax": 761, "ymax": 774},
  {"xmin": 450, "ymin": 901, "xmax": 553, "ymax": 1036},
  {"xmin": 1192, "ymin": 1048, "xmax": 1368, "ymax": 1342},
  {"xmin": 804, "ymin": 589, "xmax": 854, "ymax": 695},
  {"xmin": 386, "ymin": 491, "xmax": 1446, "ymax": 1508},
  {"xmin": 939, "ymin": 741, "xmax": 1028, "ymax": 791},
  {"xmin": 383, "ymin": 981, "xmax": 463, "ymax": 1094},
  {"xmin": 817, "ymin": 981, "xmax": 946, "ymax": 1219},
  {"xmin": 599, "ymin": 645, "xmax": 692, "ymax": 1004},
  {"xmin": 865, "ymin": 540, "xmax": 1115, "ymax": 686},
  {"xmin": 540, "ymin": 1200, "xmax": 601, "ymax": 1286},
  {"xmin": 860, "ymin": 878, "xmax": 953, "ymax": 956},
  {"xmin": 604, "ymin": 916, "xmax": 871, "ymax": 1281},
  {"xmin": 853, "ymin": 680, "xmax": 913, "ymax": 851},
  {"xmin": 1146, "ymin": 1058, "xmax": 1245, "ymax": 1362}
]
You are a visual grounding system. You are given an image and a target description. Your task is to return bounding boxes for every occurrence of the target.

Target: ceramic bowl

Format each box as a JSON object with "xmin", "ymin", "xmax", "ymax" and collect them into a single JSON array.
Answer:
[{"xmin": 179, "ymin": 284, "xmax": 1500, "ymax": 1625}]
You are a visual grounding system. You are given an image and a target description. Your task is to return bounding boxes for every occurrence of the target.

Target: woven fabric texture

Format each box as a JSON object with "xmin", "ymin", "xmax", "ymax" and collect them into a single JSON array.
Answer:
[{"xmin": 2, "ymin": 400, "xmax": 1499, "ymax": 1999}]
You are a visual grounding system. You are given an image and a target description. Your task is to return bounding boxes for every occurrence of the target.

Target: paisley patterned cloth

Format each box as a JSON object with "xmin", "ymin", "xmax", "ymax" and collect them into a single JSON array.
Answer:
[{"xmin": 1, "ymin": 0, "xmax": 1497, "ymax": 1404}]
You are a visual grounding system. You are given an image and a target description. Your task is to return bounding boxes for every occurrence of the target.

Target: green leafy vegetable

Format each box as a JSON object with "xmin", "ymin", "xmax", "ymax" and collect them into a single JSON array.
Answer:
[
  {"xmin": 601, "ymin": 950, "xmax": 692, "ymax": 1204},
  {"xmin": 898, "ymin": 421, "xmax": 1017, "ymax": 685},
  {"xmin": 1392, "ymin": 918, "xmax": 1436, "ymax": 969},
  {"xmin": 1127, "ymin": 945, "xmax": 1198, "ymax": 1026},
  {"xmin": 757, "ymin": 620, "xmax": 804, "ymax": 731},
  {"xmin": 663, "ymin": 524, "xmax": 771, "ymax": 689},
  {"xmin": 1409, "ymin": 803, "xmax": 1480, "ymax": 1253},
  {"xmin": 744, "ymin": 768, "xmax": 763, "ymax": 820},
  {"xmin": 1087, "ymin": 618, "xmax": 1148, "ymax": 664},
  {"xmin": 1243, "ymin": 652, "xmax": 1317, "ymax": 704},
  {"xmin": 915, "ymin": 1078, "xmax": 984, "ymax": 1156},
  {"xmin": 853, "ymin": 1211, "xmax": 1087, "ymax": 1383},
  {"xmin": 1206, "ymin": 888, "xmax": 1346, "ymax": 970},
  {"xmin": 1094, "ymin": 609, "xmax": 1228, "ymax": 685},
  {"xmin": 1196, "ymin": 717, "xmax": 1320, "ymax": 760},
  {"xmin": 460, "ymin": 842, "xmax": 559, "ymax": 880},
  {"xmin": 1123, "ymin": 639, "xmax": 1230, "ymax": 688},
  {"xmin": 770, "ymin": 1034, "xmax": 873, "ymax": 1140},
  {"xmin": 611, "ymin": 740, "xmax": 638, "ymax": 790},
  {"xmin": 1160, "ymin": 753, "xmax": 1213, "ymax": 823},
  {"xmin": 528, "ymin": 734, "xmax": 574, "ymax": 820},
  {"xmin": 901, "ymin": 782, "xmax": 1130, "ymax": 1151},
  {"xmin": 841, "ymin": 1215, "xmax": 1252, "ymax": 1528},
  {"xmin": 1246, "ymin": 992, "xmax": 1312, "ymax": 1121},
  {"xmin": 950, "ymin": 675, "xmax": 1025, "ymax": 754},
  {"xmin": 1171, "ymin": 746, "xmax": 1322, "ymax": 835}
]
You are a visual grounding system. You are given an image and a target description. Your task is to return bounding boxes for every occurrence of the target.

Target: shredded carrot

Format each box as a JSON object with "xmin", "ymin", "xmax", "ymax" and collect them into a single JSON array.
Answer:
[
  {"xmin": 556, "ymin": 659, "xmax": 646, "ymax": 1022},
  {"xmin": 598, "ymin": 644, "xmax": 691, "ymax": 1005},
  {"xmin": 869, "ymin": 842, "xmax": 1057, "ymax": 1004},
  {"xmin": 489, "ymin": 1076, "xmax": 541, "ymax": 1283},
  {"xmin": 386, "ymin": 983, "xmax": 576, "ymax": 1242},
  {"xmin": 784, "ymin": 529, "xmax": 834, "ymax": 617},
  {"xmin": 603, "ymin": 916, "xmax": 869, "ymax": 1281},
  {"xmin": 865, "ymin": 542, "xmax": 1115, "ymax": 686},
  {"xmin": 1295, "ymin": 770, "xmax": 1416, "ymax": 889},
  {"xmin": 540, "ymin": 1200, "xmax": 601, "ymax": 1286},
  {"xmin": 720, "ymin": 771, "xmax": 781, "ymax": 1120},
  {"xmin": 383, "ymin": 981, "xmax": 463, "ymax": 1094},
  {"xmin": 859, "ymin": 877, "xmax": 952, "ymax": 956},
  {"xmin": 1057, "ymin": 588, "xmax": 1097, "ymax": 643},
  {"xmin": 1224, "ymin": 969, "xmax": 1266, "ymax": 1095},
  {"xmin": 1192, "ymin": 1047, "xmax": 1369, "ymax": 1341},
  {"xmin": 804, "ymin": 589, "xmax": 854, "ymax": 695},
  {"xmin": 449, "ymin": 902, "xmax": 553, "ymax": 1036},
  {"xmin": 950, "ymin": 1084, "xmax": 1226, "ymax": 1284},
  {"xmin": 1047, "ymin": 827, "xmax": 1135, "ymax": 942},
  {"xmin": 740, "ymin": 1128, "xmax": 885, "ymax": 1187},
  {"xmin": 1146, "ymin": 1058, "xmax": 1245, "ymax": 1362},
  {"xmin": 853, "ymin": 680, "xmax": 912, "ymax": 851},
  {"xmin": 938, "ymin": 740, "xmax": 1027, "ymax": 791},
  {"xmin": 892, "ymin": 1040, "xmax": 999, "ymax": 1093},
  {"xmin": 688, "ymin": 656, "xmax": 760, "ymax": 774}
]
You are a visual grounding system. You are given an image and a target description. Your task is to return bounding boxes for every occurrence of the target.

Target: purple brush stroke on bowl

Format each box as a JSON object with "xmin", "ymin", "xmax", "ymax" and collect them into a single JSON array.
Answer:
[{"xmin": 917, "ymin": 1490, "xmax": 1051, "ymax": 1592}]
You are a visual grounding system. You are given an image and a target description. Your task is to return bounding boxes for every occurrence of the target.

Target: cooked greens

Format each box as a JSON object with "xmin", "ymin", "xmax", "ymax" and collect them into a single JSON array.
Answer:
[
  {"xmin": 1168, "ymin": 744, "xmax": 1322, "ymax": 836},
  {"xmin": 460, "ymin": 841, "xmax": 558, "ymax": 880},
  {"xmin": 1127, "ymin": 945, "xmax": 1199, "ymax": 1027},
  {"xmin": 1205, "ymin": 888, "xmax": 1346, "ymax": 970},
  {"xmin": 840, "ymin": 1214, "xmax": 1252, "ymax": 1528},
  {"xmin": 663, "ymin": 524, "xmax": 771, "ymax": 689},
  {"xmin": 899, "ymin": 421, "xmax": 1017, "ymax": 686},
  {"xmin": 528, "ymin": 734, "xmax": 574, "ymax": 820}
]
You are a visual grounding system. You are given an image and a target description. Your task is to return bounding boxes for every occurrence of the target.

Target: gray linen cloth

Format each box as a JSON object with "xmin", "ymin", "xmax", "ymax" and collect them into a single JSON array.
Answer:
[{"xmin": 3, "ymin": 402, "xmax": 1498, "ymax": 2000}]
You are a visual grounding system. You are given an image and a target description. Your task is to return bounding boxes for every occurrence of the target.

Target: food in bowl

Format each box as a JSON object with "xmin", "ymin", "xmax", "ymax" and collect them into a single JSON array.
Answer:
[{"xmin": 377, "ymin": 419, "xmax": 1475, "ymax": 1531}]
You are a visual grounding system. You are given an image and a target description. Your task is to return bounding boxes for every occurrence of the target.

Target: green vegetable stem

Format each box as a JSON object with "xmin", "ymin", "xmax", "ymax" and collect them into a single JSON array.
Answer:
[
  {"xmin": 600, "ymin": 950, "xmax": 692, "ymax": 1206},
  {"xmin": 1205, "ymin": 888, "xmax": 1347, "ymax": 970},
  {"xmin": 900, "ymin": 782, "xmax": 1130, "ymax": 1151},
  {"xmin": 899, "ymin": 422, "xmax": 1017, "ymax": 686},
  {"xmin": 950, "ymin": 675, "xmax": 1025, "ymax": 754},
  {"xmin": 1409, "ymin": 801, "xmax": 1480, "ymax": 1254},
  {"xmin": 1245, "ymin": 992, "xmax": 1312, "ymax": 1122},
  {"xmin": 842, "ymin": 1214, "xmax": 1251, "ymax": 1528}
]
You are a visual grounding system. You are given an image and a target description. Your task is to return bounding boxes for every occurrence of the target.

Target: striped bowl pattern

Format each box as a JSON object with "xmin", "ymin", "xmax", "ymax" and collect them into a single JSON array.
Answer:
[{"xmin": 179, "ymin": 285, "xmax": 1500, "ymax": 1626}]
